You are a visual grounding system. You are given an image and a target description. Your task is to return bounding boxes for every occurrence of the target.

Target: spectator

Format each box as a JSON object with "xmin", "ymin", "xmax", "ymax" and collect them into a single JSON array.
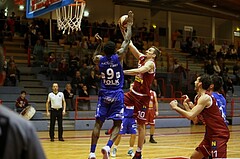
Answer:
[
  {"xmin": 191, "ymin": 38, "xmax": 200, "ymax": 56},
  {"xmin": 66, "ymin": 32, "xmax": 76, "ymax": 47},
  {"xmin": 216, "ymin": 48, "xmax": 224, "ymax": 60},
  {"xmin": 0, "ymin": 9, "xmax": 6, "ymax": 33},
  {"xmin": 233, "ymin": 61, "xmax": 240, "ymax": 85},
  {"xmin": 151, "ymin": 79, "xmax": 161, "ymax": 98},
  {"xmin": 204, "ymin": 60, "xmax": 214, "ymax": 75},
  {"xmin": 48, "ymin": 58, "xmax": 59, "ymax": 80},
  {"xmin": 58, "ymin": 58, "xmax": 68, "ymax": 81},
  {"xmin": 208, "ymin": 40, "xmax": 215, "ymax": 55},
  {"xmin": 80, "ymin": 37, "xmax": 89, "ymax": 49},
  {"xmin": 47, "ymin": 52, "xmax": 55, "ymax": 64},
  {"xmin": 6, "ymin": 15, "xmax": 15, "ymax": 40},
  {"xmin": 15, "ymin": 90, "xmax": 29, "ymax": 113},
  {"xmin": 71, "ymin": 70, "xmax": 84, "ymax": 95},
  {"xmin": 78, "ymin": 84, "xmax": 90, "ymax": 110},
  {"xmin": 33, "ymin": 39, "xmax": 44, "ymax": 66},
  {"xmin": 86, "ymin": 70, "xmax": 99, "ymax": 95},
  {"xmin": 79, "ymin": 63, "xmax": 89, "ymax": 79},
  {"xmin": 63, "ymin": 83, "xmax": 75, "ymax": 111},
  {"xmin": 173, "ymin": 59, "xmax": 187, "ymax": 79},
  {"xmin": 213, "ymin": 60, "xmax": 221, "ymax": 75},
  {"xmin": 231, "ymin": 47, "xmax": 237, "ymax": 59},
  {"xmin": 7, "ymin": 61, "xmax": 18, "ymax": 86},
  {"xmin": 69, "ymin": 52, "xmax": 80, "ymax": 77},
  {"xmin": 221, "ymin": 68, "xmax": 235, "ymax": 96},
  {"xmin": 85, "ymin": 54, "xmax": 94, "ymax": 66},
  {"xmin": 171, "ymin": 30, "xmax": 181, "ymax": 48}
]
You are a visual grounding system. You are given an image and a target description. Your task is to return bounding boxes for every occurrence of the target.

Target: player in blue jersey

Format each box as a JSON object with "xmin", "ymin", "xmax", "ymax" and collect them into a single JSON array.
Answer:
[
  {"xmin": 210, "ymin": 74, "xmax": 228, "ymax": 125},
  {"xmin": 88, "ymin": 11, "xmax": 134, "ymax": 159},
  {"xmin": 107, "ymin": 83, "xmax": 137, "ymax": 157},
  {"xmin": 111, "ymin": 105, "xmax": 137, "ymax": 157}
]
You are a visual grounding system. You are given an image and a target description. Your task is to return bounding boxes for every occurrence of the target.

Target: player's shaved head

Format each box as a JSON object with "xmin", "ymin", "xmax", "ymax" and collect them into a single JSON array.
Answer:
[{"xmin": 104, "ymin": 41, "xmax": 116, "ymax": 56}]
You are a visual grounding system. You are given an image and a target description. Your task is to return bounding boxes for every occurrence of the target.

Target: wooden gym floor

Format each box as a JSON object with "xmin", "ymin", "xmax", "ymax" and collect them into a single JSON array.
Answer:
[{"xmin": 38, "ymin": 125, "xmax": 240, "ymax": 159}]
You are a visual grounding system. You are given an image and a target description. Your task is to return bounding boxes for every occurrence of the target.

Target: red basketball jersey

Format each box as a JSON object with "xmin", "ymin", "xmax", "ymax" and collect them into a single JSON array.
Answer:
[
  {"xmin": 132, "ymin": 56, "xmax": 155, "ymax": 97},
  {"xmin": 149, "ymin": 90, "xmax": 156, "ymax": 110},
  {"xmin": 195, "ymin": 92, "xmax": 229, "ymax": 138}
]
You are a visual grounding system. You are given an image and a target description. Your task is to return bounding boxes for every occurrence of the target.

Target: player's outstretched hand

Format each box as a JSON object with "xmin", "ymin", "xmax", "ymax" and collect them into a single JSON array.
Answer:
[
  {"xmin": 169, "ymin": 99, "xmax": 178, "ymax": 110},
  {"xmin": 127, "ymin": 10, "xmax": 134, "ymax": 26}
]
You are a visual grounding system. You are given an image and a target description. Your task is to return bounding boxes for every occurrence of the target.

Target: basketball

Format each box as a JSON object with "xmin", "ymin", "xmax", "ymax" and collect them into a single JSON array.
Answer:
[{"xmin": 118, "ymin": 15, "xmax": 128, "ymax": 29}]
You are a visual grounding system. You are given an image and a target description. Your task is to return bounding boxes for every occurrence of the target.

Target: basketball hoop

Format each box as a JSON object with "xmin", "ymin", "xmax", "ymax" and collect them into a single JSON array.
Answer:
[{"xmin": 56, "ymin": 0, "xmax": 86, "ymax": 34}]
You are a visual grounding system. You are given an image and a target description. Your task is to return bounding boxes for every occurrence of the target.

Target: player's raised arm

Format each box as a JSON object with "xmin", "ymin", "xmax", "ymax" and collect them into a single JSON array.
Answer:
[
  {"xmin": 120, "ymin": 11, "xmax": 144, "ymax": 59},
  {"xmin": 128, "ymin": 40, "xmax": 145, "ymax": 59},
  {"xmin": 117, "ymin": 10, "xmax": 133, "ymax": 61},
  {"xmin": 92, "ymin": 33, "xmax": 103, "ymax": 64}
]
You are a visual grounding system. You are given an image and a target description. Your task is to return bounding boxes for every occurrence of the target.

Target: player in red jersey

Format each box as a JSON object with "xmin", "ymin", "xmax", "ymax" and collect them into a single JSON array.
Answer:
[
  {"xmin": 170, "ymin": 74, "xmax": 230, "ymax": 159},
  {"xmin": 122, "ymin": 31, "xmax": 161, "ymax": 158},
  {"xmin": 145, "ymin": 90, "xmax": 158, "ymax": 143}
]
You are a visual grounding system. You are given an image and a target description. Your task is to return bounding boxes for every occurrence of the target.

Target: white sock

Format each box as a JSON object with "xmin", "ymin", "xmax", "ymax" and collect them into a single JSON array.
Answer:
[
  {"xmin": 129, "ymin": 147, "xmax": 133, "ymax": 150},
  {"xmin": 136, "ymin": 147, "xmax": 141, "ymax": 152}
]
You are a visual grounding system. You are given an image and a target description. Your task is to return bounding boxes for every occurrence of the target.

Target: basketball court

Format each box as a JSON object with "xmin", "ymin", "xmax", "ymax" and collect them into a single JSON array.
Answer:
[
  {"xmin": 38, "ymin": 125, "xmax": 240, "ymax": 158},
  {"xmin": 26, "ymin": 0, "xmax": 240, "ymax": 158}
]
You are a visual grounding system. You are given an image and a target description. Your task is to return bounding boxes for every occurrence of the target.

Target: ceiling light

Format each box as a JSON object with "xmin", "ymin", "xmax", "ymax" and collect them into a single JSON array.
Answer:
[
  {"xmin": 212, "ymin": 4, "xmax": 217, "ymax": 8},
  {"xmin": 152, "ymin": 24, "xmax": 156, "ymax": 29}
]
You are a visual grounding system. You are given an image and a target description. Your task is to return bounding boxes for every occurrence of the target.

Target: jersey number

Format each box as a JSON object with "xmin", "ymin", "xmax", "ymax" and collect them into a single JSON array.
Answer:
[
  {"xmin": 103, "ymin": 68, "xmax": 120, "ymax": 79},
  {"xmin": 137, "ymin": 111, "xmax": 146, "ymax": 119}
]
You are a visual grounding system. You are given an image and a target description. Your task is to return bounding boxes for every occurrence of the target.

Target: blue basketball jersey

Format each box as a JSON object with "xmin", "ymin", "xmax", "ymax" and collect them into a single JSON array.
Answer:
[
  {"xmin": 99, "ymin": 54, "xmax": 124, "ymax": 90},
  {"xmin": 212, "ymin": 92, "xmax": 228, "ymax": 124}
]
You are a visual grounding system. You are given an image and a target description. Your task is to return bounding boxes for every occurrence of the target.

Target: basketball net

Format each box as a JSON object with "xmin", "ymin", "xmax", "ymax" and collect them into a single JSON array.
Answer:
[{"xmin": 56, "ymin": 0, "xmax": 86, "ymax": 34}]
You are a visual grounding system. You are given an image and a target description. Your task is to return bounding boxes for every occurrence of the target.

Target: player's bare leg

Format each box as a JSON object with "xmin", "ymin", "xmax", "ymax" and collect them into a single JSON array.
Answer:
[
  {"xmin": 89, "ymin": 119, "xmax": 104, "ymax": 159},
  {"xmin": 102, "ymin": 120, "xmax": 121, "ymax": 159},
  {"xmin": 128, "ymin": 134, "xmax": 136, "ymax": 156},
  {"xmin": 132, "ymin": 123, "xmax": 145, "ymax": 159},
  {"xmin": 190, "ymin": 150, "xmax": 204, "ymax": 159},
  {"xmin": 111, "ymin": 134, "xmax": 121, "ymax": 157},
  {"xmin": 149, "ymin": 125, "xmax": 157, "ymax": 143}
]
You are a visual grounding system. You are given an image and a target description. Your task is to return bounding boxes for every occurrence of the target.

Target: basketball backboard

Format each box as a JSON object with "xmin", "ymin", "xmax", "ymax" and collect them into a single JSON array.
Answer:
[{"xmin": 26, "ymin": 0, "xmax": 74, "ymax": 18}]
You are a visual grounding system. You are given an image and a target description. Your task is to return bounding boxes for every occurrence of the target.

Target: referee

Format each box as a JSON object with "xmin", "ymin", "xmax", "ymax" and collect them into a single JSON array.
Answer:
[{"xmin": 46, "ymin": 83, "xmax": 66, "ymax": 142}]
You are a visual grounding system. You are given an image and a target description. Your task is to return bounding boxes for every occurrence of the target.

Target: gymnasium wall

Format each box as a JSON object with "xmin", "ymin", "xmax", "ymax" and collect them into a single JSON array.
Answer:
[{"xmin": 5, "ymin": 0, "xmax": 240, "ymax": 45}]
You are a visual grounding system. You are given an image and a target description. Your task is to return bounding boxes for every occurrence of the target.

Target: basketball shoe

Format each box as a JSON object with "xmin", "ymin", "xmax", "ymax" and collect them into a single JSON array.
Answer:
[
  {"xmin": 149, "ymin": 138, "xmax": 157, "ymax": 143},
  {"xmin": 101, "ymin": 146, "xmax": 110, "ymax": 159},
  {"xmin": 88, "ymin": 152, "xmax": 96, "ymax": 159},
  {"xmin": 132, "ymin": 152, "xmax": 142, "ymax": 159},
  {"xmin": 127, "ymin": 149, "xmax": 134, "ymax": 157},
  {"xmin": 111, "ymin": 147, "xmax": 117, "ymax": 157}
]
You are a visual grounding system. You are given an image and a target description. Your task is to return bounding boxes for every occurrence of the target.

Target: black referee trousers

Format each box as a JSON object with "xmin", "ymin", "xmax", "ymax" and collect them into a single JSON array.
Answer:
[{"xmin": 49, "ymin": 108, "xmax": 63, "ymax": 139}]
